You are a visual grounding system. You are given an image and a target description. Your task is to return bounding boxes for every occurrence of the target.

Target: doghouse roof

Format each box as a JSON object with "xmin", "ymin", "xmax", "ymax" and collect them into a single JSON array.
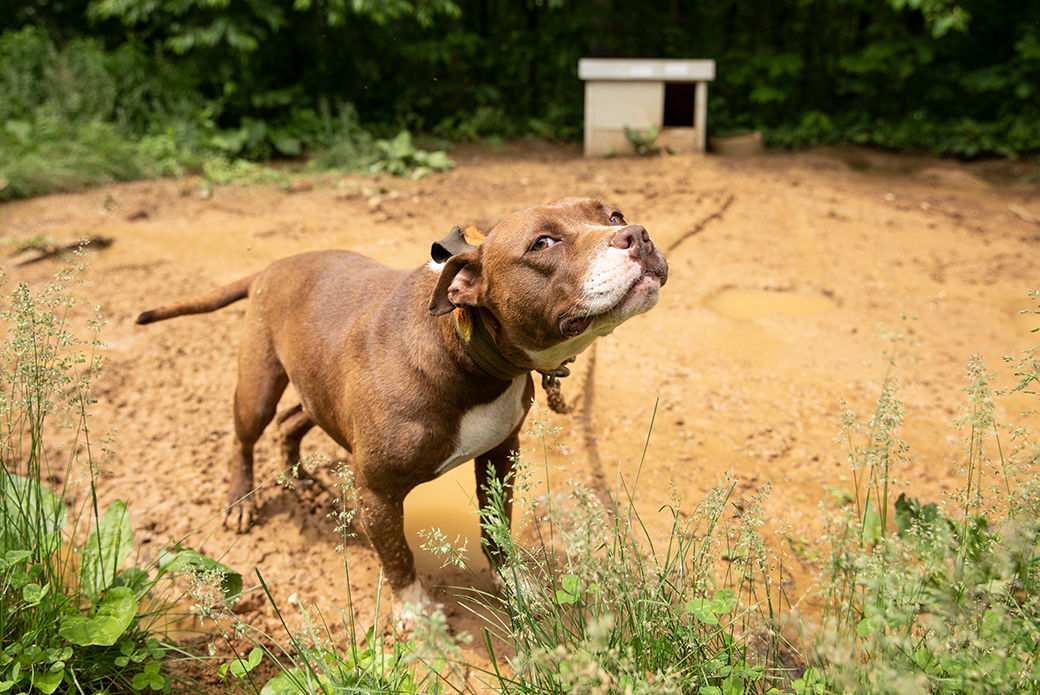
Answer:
[{"xmin": 578, "ymin": 59, "xmax": 716, "ymax": 82}]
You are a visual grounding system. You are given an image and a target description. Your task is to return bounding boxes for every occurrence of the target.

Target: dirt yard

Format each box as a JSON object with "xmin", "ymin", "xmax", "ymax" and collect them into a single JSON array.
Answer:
[{"xmin": 2, "ymin": 142, "xmax": 1038, "ymax": 654}]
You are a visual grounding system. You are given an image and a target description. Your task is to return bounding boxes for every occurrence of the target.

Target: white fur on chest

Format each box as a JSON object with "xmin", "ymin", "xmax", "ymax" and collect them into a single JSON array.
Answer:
[{"xmin": 435, "ymin": 377, "xmax": 528, "ymax": 476}]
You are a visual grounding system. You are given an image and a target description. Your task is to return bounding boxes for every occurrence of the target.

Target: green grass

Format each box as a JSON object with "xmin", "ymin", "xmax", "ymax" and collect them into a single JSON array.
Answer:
[{"xmin": 451, "ymin": 411, "xmax": 786, "ymax": 694}]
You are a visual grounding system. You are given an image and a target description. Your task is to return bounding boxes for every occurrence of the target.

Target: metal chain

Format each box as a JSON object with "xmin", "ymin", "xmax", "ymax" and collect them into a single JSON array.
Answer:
[{"xmin": 539, "ymin": 357, "xmax": 576, "ymax": 414}]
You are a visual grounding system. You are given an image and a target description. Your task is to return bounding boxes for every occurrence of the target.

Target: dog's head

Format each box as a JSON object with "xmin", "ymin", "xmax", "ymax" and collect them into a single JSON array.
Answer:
[{"xmin": 428, "ymin": 197, "xmax": 668, "ymax": 370}]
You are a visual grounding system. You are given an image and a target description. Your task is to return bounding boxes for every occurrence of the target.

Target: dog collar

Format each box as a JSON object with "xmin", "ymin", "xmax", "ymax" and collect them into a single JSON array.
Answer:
[
  {"xmin": 438, "ymin": 228, "xmax": 572, "ymax": 390},
  {"xmin": 432, "ymin": 226, "xmax": 483, "ymax": 263},
  {"xmin": 452, "ymin": 307, "xmax": 529, "ymax": 381}
]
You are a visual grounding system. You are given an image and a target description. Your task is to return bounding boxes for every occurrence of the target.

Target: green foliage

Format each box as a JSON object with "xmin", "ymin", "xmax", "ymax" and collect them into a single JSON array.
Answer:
[
  {"xmin": 192, "ymin": 569, "xmax": 466, "ymax": 694},
  {"xmin": 2, "ymin": 0, "xmax": 1040, "ymax": 189},
  {"xmin": 258, "ymin": 630, "xmax": 427, "ymax": 694},
  {"xmin": 0, "ymin": 269, "xmax": 241, "ymax": 694},
  {"xmin": 0, "ymin": 27, "xmax": 148, "ymax": 199},
  {"xmin": 369, "ymin": 130, "xmax": 453, "ymax": 178},
  {"xmin": 887, "ymin": 0, "xmax": 970, "ymax": 38},
  {"xmin": 803, "ymin": 296, "xmax": 1040, "ymax": 694},
  {"xmin": 623, "ymin": 125, "xmax": 660, "ymax": 156},
  {"xmin": 457, "ymin": 412, "xmax": 788, "ymax": 694}
]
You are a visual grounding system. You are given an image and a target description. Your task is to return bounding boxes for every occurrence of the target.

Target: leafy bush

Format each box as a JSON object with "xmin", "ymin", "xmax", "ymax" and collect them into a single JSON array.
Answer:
[
  {"xmin": 369, "ymin": 131, "xmax": 453, "ymax": 178},
  {"xmin": 0, "ymin": 27, "xmax": 193, "ymax": 198},
  {"xmin": 0, "ymin": 266, "xmax": 241, "ymax": 694}
]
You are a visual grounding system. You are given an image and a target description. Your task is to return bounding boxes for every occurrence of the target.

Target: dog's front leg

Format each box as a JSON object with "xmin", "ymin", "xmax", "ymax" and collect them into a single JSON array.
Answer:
[{"xmin": 358, "ymin": 485, "xmax": 438, "ymax": 631}]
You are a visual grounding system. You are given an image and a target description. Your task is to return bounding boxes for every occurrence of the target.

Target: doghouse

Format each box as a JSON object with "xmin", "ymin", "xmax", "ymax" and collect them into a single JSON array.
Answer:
[{"xmin": 578, "ymin": 58, "xmax": 716, "ymax": 157}]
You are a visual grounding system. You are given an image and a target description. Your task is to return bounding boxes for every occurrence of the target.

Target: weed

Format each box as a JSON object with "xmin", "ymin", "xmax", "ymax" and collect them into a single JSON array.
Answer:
[
  {"xmin": 802, "ymin": 295, "xmax": 1040, "ymax": 694},
  {"xmin": 0, "ymin": 265, "xmax": 240, "ymax": 694},
  {"xmin": 623, "ymin": 125, "xmax": 660, "ymax": 156},
  {"xmin": 428, "ymin": 406, "xmax": 792, "ymax": 694},
  {"xmin": 201, "ymin": 450, "xmax": 468, "ymax": 695},
  {"xmin": 370, "ymin": 131, "xmax": 454, "ymax": 178}
]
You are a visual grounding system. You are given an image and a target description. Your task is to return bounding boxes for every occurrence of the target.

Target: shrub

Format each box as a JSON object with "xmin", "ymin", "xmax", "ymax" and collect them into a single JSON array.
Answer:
[{"xmin": 0, "ymin": 264, "xmax": 241, "ymax": 694}]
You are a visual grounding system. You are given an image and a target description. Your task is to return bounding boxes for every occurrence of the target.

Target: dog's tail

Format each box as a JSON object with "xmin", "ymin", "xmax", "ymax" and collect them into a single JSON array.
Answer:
[{"xmin": 136, "ymin": 273, "xmax": 259, "ymax": 325}]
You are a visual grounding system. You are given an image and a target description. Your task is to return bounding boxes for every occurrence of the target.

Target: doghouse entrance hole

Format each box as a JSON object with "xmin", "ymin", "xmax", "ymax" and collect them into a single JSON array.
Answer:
[{"xmin": 663, "ymin": 83, "xmax": 696, "ymax": 127}]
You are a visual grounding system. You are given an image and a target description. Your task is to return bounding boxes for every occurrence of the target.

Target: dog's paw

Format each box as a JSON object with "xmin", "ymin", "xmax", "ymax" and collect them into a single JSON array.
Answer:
[
  {"xmin": 491, "ymin": 565, "xmax": 544, "ymax": 602},
  {"xmin": 392, "ymin": 579, "xmax": 444, "ymax": 634},
  {"xmin": 223, "ymin": 502, "xmax": 256, "ymax": 534}
]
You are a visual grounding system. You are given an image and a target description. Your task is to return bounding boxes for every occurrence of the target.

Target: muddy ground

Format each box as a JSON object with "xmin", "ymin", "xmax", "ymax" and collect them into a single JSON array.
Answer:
[{"xmin": 2, "ymin": 142, "xmax": 1039, "ymax": 665}]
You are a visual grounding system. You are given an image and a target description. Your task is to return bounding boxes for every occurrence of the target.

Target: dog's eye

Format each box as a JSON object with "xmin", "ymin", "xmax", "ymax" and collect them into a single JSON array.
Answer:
[
  {"xmin": 610, "ymin": 212, "xmax": 625, "ymax": 224},
  {"xmin": 530, "ymin": 236, "xmax": 558, "ymax": 252}
]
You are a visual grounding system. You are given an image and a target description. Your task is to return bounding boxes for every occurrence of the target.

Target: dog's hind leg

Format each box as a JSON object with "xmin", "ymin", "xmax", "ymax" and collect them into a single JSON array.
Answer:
[
  {"xmin": 275, "ymin": 404, "xmax": 329, "ymax": 496},
  {"xmin": 226, "ymin": 329, "xmax": 289, "ymax": 533},
  {"xmin": 275, "ymin": 404, "xmax": 316, "ymax": 469}
]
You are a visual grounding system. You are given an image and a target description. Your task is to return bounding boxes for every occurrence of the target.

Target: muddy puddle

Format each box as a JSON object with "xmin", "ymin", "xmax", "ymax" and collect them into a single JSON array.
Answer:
[
  {"xmin": 706, "ymin": 288, "xmax": 837, "ymax": 320},
  {"xmin": 404, "ymin": 467, "xmax": 484, "ymax": 573}
]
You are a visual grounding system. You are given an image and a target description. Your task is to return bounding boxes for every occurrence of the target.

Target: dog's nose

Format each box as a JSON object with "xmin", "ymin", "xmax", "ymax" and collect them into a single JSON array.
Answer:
[{"xmin": 610, "ymin": 225, "xmax": 654, "ymax": 253}]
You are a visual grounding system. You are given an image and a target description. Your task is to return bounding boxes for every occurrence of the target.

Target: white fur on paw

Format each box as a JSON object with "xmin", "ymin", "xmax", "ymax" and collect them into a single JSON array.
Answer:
[
  {"xmin": 393, "ymin": 578, "xmax": 444, "ymax": 633},
  {"xmin": 491, "ymin": 564, "xmax": 543, "ymax": 602}
]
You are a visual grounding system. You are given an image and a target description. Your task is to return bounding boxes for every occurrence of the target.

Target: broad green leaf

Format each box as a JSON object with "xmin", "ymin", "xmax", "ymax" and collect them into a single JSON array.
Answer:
[
  {"xmin": 120, "ymin": 567, "xmax": 152, "ymax": 595},
  {"xmin": 261, "ymin": 667, "xmax": 333, "ymax": 695},
  {"xmin": 30, "ymin": 667, "xmax": 63, "ymax": 695},
  {"xmin": 0, "ymin": 472, "xmax": 66, "ymax": 554},
  {"xmin": 22, "ymin": 582, "xmax": 49, "ymax": 606},
  {"xmin": 229, "ymin": 647, "xmax": 264, "ymax": 677},
  {"xmin": 425, "ymin": 151, "xmax": 452, "ymax": 171},
  {"xmin": 270, "ymin": 133, "xmax": 302, "ymax": 156},
  {"xmin": 58, "ymin": 586, "xmax": 137, "ymax": 646},
  {"xmin": 0, "ymin": 550, "xmax": 31, "ymax": 570},
  {"xmin": 711, "ymin": 588, "xmax": 737, "ymax": 615},
  {"xmin": 914, "ymin": 648, "xmax": 937, "ymax": 672},
  {"xmin": 387, "ymin": 130, "xmax": 415, "ymax": 160},
  {"xmin": 81, "ymin": 500, "xmax": 134, "ymax": 599},
  {"xmin": 721, "ymin": 674, "xmax": 743, "ymax": 695},
  {"xmin": 158, "ymin": 547, "xmax": 243, "ymax": 599},
  {"xmin": 131, "ymin": 661, "xmax": 165, "ymax": 691},
  {"xmin": 554, "ymin": 574, "xmax": 580, "ymax": 604},
  {"xmin": 686, "ymin": 598, "xmax": 719, "ymax": 624}
]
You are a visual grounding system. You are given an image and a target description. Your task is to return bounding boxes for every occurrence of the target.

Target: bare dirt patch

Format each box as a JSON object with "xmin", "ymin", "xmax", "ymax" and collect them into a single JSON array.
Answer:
[{"xmin": 2, "ymin": 142, "xmax": 1038, "ymax": 656}]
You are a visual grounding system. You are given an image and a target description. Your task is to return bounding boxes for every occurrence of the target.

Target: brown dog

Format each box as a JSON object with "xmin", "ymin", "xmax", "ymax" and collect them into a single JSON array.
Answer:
[{"xmin": 137, "ymin": 197, "xmax": 668, "ymax": 626}]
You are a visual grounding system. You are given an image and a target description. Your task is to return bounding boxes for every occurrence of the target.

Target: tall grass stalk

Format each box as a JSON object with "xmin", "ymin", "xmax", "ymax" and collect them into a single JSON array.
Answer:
[
  {"xmin": 803, "ymin": 297, "xmax": 1040, "ymax": 694},
  {"xmin": 446, "ymin": 405, "xmax": 791, "ymax": 694},
  {"xmin": 0, "ymin": 264, "xmax": 248, "ymax": 694}
]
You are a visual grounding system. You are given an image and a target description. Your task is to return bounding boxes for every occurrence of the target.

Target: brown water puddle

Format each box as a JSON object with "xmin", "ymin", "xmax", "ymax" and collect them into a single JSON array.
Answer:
[
  {"xmin": 706, "ymin": 288, "xmax": 836, "ymax": 320},
  {"xmin": 404, "ymin": 467, "xmax": 484, "ymax": 573},
  {"xmin": 404, "ymin": 464, "xmax": 552, "ymax": 574}
]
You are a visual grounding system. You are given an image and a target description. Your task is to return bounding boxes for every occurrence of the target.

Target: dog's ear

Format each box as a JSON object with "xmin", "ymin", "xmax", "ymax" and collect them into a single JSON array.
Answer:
[{"xmin": 429, "ymin": 250, "xmax": 485, "ymax": 316}]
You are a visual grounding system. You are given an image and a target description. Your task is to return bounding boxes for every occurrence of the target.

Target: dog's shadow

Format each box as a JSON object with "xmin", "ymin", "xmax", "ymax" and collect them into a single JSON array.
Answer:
[{"xmin": 251, "ymin": 453, "xmax": 371, "ymax": 549}]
